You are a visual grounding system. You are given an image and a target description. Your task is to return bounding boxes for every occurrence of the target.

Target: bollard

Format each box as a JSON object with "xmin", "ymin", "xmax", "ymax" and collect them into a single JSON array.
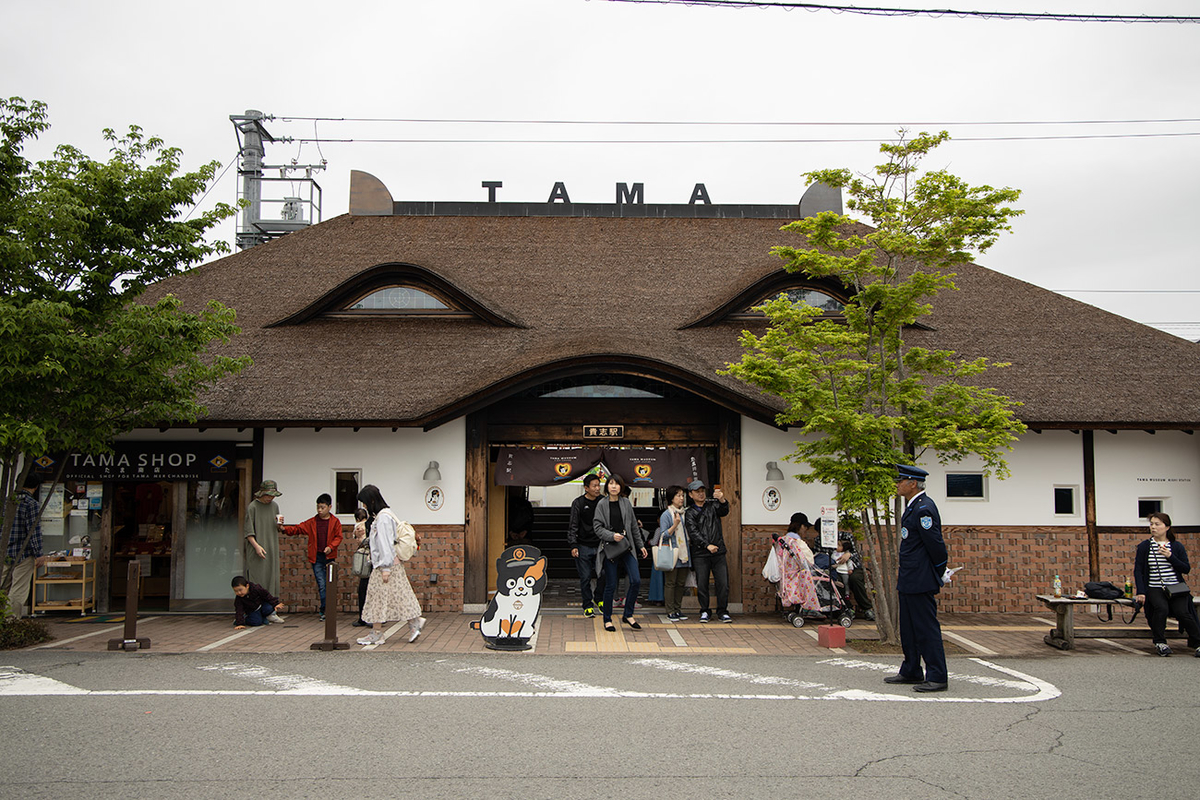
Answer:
[
  {"xmin": 310, "ymin": 561, "xmax": 349, "ymax": 651},
  {"xmin": 108, "ymin": 560, "xmax": 151, "ymax": 651}
]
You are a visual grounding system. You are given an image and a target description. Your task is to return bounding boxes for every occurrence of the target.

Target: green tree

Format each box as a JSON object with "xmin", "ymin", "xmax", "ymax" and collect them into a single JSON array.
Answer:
[
  {"xmin": 723, "ymin": 131, "xmax": 1025, "ymax": 645},
  {"xmin": 0, "ymin": 97, "xmax": 249, "ymax": 584}
]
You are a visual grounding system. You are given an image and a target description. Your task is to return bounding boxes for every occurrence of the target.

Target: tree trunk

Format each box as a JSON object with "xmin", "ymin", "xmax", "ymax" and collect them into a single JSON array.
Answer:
[{"xmin": 861, "ymin": 503, "xmax": 902, "ymax": 645}]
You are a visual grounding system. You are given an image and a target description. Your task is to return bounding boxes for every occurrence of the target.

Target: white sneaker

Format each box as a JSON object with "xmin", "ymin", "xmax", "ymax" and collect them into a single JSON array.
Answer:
[
  {"xmin": 267, "ymin": 614, "xmax": 285, "ymax": 624},
  {"xmin": 357, "ymin": 631, "xmax": 382, "ymax": 645},
  {"xmin": 408, "ymin": 616, "xmax": 427, "ymax": 643}
]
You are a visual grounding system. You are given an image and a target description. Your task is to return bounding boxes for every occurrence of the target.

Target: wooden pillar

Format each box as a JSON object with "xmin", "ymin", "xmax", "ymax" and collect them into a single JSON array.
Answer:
[
  {"xmin": 464, "ymin": 410, "xmax": 489, "ymax": 605},
  {"xmin": 95, "ymin": 488, "xmax": 114, "ymax": 614},
  {"xmin": 719, "ymin": 409, "xmax": 743, "ymax": 603},
  {"xmin": 1082, "ymin": 430, "xmax": 1099, "ymax": 581}
]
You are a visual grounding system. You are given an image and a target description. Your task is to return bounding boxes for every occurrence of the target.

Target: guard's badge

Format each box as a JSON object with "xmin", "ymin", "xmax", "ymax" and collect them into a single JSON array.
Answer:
[
  {"xmin": 921, "ymin": 517, "xmax": 933, "ymax": 530},
  {"xmin": 900, "ymin": 528, "xmax": 908, "ymax": 539}
]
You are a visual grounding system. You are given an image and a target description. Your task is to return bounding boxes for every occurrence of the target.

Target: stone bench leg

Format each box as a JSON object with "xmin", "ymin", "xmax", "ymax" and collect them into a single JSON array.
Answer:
[{"xmin": 1044, "ymin": 603, "xmax": 1075, "ymax": 650}]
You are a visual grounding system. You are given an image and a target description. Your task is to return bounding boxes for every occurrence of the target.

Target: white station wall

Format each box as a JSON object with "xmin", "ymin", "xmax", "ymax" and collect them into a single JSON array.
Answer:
[
  {"xmin": 1095, "ymin": 430, "xmax": 1200, "ymax": 526},
  {"xmin": 742, "ymin": 422, "xmax": 1093, "ymax": 527},
  {"xmin": 263, "ymin": 422, "xmax": 466, "ymax": 525},
  {"xmin": 741, "ymin": 417, "xmax": 836, "ymax": 525}
]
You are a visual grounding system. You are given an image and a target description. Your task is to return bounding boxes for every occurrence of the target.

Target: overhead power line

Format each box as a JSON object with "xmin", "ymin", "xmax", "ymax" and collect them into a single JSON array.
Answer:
[
  {"xmin": 600, "ymin": 0, "xmax": 1200, "ymax": 23},
  {"xmin": 277, "ymin": 116, "xmax": 1200, "ymax": 127},
  {"xmin": 289, "ymin": 131, "xmax": 1200, "ymax": 145}
]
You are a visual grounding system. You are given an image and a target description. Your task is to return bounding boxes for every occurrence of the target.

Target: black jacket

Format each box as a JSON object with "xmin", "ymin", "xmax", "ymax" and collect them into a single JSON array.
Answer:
[
  {"xmin": 685, "ymin": 498, "xmax": 729, "ymax": 556},
  {"xmin": 567, "ymin": 493, "xmax": 601, "ymax": 547}
]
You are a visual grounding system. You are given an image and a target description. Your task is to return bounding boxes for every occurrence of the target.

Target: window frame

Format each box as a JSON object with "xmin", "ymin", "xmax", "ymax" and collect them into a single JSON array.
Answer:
[
  {"xmin": 332, "ymin": 468, "xmax": 363, "ymax": 521},
  {"xmin": 1052, "ymin": 485, "xmax": 1078, "ymax": 517},
  {"xmin": 945, "ymin": 472, "xmax": 988, "ymax": 501}
]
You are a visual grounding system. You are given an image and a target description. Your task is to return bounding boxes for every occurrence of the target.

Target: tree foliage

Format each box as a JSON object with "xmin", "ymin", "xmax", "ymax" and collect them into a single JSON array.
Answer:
[
  {"xmin": 723, "ymin": 131, "xmax": 1026, "ymax": 643},
  {"xmin": 0, "ymin": 97, "xmax": 249, "ymax": 575}
]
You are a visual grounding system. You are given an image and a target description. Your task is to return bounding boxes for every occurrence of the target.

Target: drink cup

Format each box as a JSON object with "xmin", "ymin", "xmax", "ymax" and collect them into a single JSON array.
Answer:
[{"xmin": 276, "ymin": 514, "xmax": 285, "ymax": 525}]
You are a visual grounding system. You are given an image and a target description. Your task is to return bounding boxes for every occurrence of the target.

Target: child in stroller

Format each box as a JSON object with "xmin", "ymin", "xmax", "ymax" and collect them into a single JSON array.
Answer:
[{"xmin": 771, "ymin": 532, "xmax": 854, "ymax": 629}]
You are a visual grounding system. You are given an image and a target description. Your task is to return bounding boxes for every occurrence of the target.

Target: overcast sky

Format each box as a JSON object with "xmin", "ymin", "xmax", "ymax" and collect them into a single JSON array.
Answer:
[{"xmin": 5, "ymin": 0, "xmax": 1198, "ymax": 336}]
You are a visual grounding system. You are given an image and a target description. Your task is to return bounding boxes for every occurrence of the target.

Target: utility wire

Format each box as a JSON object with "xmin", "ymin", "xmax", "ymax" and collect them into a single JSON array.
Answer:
[
  {"xmin": 599, "ymin": 0, "xmax": 1200, "ymax": 23},
  {"xmin": 277, "ymin": 116, "xmax": 1200, "ymax": 126},
  {"xmin": 288, "ymin": 131, "xmax": 1200, "ymax": 144},
  {"xmin": 184, "ymin": 152, "xmax": 239, "ymax": 220}
]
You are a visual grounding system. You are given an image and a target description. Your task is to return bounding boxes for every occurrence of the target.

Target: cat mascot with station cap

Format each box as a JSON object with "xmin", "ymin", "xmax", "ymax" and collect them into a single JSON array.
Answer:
[{"xmin": 471, "ymin": 545, "xmax": 548, "ymax": 650}]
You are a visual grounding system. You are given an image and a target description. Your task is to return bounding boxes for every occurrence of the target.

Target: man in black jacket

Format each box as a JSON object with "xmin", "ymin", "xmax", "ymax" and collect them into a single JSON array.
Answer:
[
  {"xmin": 567, "ymin": 474, "xmax": 605, "ymax": 617},
  {"xmin": 684, "ymin": 479, "xmax": 731, "ymax": 623}
]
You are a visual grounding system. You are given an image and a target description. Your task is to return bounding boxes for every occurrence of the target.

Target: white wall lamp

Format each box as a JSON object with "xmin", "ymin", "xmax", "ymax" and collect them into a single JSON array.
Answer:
[
  {"xmin": 422, "ymin": 460, "xmax": 442, "ymax": 481},
  {"xmin": 765, "ymin": 461, "xmax": 785, "ymax": 482}
]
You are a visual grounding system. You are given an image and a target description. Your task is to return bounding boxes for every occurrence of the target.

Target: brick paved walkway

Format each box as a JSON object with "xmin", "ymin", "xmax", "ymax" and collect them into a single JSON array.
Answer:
[{"xmin": 21, "ymin": 610, "xmax": 1163, "ymax": 658}]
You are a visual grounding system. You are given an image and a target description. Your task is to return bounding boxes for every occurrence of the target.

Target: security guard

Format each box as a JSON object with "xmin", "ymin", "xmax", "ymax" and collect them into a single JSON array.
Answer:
[{"xmin": 883, "ymin": 464, "xmax": 950, "ymax": 692}]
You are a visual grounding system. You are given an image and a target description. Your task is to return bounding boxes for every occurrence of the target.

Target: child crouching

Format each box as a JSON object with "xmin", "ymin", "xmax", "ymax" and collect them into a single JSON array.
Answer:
[{"xmin": 232, "ymin": 575, "xmax": 286, "ymax": 629}]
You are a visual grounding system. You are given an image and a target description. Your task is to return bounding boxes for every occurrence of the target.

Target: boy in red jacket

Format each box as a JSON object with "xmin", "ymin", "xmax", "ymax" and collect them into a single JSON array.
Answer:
[{"xmin": 281, "ymin": 493, "xmax": 344, "ymax": 620}]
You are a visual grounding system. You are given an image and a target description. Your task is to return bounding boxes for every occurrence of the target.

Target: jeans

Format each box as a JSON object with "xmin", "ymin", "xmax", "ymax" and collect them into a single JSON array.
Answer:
[
  {"xmin": 311, "ymin": 555, "xmax": 329, "ymax": 613},
  {"xmin": 603, "ymin": 549, "xmax": 641, "ymax": 621},
  {"xmin": 692, "ymin": 552, "xmax": 729, "ymax": 615},
  {"xmin": 244, "ymin": 602, "xmax": 276, "ymax": 626},
  {"xmin": 574, "ymin": 544, "xmax": 601, "ymax": 609},
  {"xmin": 1144, "ymin": 586, "xmax": 1200, "ymax": 646}
]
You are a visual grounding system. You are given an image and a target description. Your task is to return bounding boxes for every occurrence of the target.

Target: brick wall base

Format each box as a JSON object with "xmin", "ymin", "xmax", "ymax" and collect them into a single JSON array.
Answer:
[
  {"xmin": 278, "ymin": 524, "xmax": 465, "ymax": 615},
  {"xmin": 736, "ymin": 524, "xmax": 1189, "ymax": 615}
]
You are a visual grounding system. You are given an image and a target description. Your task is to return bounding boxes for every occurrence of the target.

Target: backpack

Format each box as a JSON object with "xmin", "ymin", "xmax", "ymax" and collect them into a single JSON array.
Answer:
[{"xmin": 380, "ymin": 509, "xmax": 418, "ymax": 562}]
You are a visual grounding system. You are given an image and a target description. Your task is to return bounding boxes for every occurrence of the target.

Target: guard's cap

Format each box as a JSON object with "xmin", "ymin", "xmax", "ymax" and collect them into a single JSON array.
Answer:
[
  {"xmin": 686, "ymin": 479, "xmax": 706, "ymax": 492},
  {"xmin": 895, "ymin": 464, "xmax": 928, "ymax": 481}
]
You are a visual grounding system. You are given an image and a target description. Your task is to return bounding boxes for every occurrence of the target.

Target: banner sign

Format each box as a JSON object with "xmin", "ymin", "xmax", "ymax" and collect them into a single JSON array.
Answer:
[
  {"xmin": 496, "ymin": 447, "xmax": 708, "ymax": 488},
  {"xmin": 35, "ymin": 442, "xmax": 242, "ymax": 481},
  {"xmin": 496, "ymin": 448, "xmax": 604, "ymax": 486}
]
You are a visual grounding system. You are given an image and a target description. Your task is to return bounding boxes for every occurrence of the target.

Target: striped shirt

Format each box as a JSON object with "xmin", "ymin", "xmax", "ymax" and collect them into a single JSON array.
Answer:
[{"xmin": 1146, "ymin": 539, "xmax": 1179, "ymax": 588}]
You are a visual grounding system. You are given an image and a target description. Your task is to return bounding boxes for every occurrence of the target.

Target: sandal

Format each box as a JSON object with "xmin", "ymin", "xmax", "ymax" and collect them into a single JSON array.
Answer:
[
  {"xmin": 603, "ymin": 621, "xmax": 616, "ymax": 632},
  {"xmin": 621, "ymin": 618, "xmax": 642, "ymax": 630}
]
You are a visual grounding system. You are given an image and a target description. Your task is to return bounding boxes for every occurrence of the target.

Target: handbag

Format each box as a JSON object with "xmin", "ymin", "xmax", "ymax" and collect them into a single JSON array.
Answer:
[
  {"xmin": 351, "ymin": 541, "xmax": 372, "ymax": 578},
  {"xmin": 1164, "ymin": 581, "xmax": 1191, "ymax": 597},
  {"xmin": 653, "ymin": 535, "xmax": 678, "ymax": 572}
]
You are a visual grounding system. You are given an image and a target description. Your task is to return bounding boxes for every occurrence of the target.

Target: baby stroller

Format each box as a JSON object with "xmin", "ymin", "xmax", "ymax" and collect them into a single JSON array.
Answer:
[
  {"xmin": 805, "ymin": 551, "xmax": 855, "ymax": 629},
  {"xmin": 771, "ymin": 535, "xmax": 852, "ymax": 629}
]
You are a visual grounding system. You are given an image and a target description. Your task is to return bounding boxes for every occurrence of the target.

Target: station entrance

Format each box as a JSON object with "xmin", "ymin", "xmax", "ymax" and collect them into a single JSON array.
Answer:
[{"xmin": 462, "ymin": 371, "xmax": 752, "ymax": 610}]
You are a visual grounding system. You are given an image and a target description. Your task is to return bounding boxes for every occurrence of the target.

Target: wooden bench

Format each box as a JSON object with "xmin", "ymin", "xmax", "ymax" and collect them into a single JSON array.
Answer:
[{"xmin": 1036, "ymin": 594, "xmax": 1199, "ymax": 650}]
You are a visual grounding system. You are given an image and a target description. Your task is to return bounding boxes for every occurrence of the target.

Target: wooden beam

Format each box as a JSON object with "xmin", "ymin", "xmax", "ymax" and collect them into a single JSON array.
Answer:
[
  {"xmin": 464, "ymin": 410, "xmax": 489, "ymax": 605},
  {"xmin": 1082, "ymin": 430, "xmax": 1099, "ymax": 581},
  {"xmin": 719, "ymin": 409, "xmax": 743, "ymax": 604}
]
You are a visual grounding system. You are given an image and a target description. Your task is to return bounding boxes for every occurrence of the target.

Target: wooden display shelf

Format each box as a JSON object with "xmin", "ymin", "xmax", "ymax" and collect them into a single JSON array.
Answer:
[{"xmin": 33, "ymin": 559, "xmax": 96, "ymax": 616}]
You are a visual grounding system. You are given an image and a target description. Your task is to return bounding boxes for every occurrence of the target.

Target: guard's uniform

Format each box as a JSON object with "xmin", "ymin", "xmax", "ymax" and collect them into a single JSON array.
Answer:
[{"xmin": 897, "ymin": 490, "xmax": 949, "ymax": 684}]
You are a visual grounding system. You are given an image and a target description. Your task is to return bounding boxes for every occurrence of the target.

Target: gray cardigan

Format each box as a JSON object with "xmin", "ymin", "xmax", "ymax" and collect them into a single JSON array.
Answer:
[{"xmin": 593, "ymin": 496, "xmax": 644, "ymax": 560}]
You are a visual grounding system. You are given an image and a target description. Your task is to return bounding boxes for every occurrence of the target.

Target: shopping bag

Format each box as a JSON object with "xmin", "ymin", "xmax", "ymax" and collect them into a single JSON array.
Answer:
[{"xmin": 653, "ymin": 539, "xmax": 678, "ymax": 571}]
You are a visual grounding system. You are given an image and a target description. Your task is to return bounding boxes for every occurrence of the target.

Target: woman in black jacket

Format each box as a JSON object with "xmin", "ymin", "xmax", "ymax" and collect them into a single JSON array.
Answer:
[{"xmin": 1133, "ymin": 511, "xmax": 1200, "ymax": 657}]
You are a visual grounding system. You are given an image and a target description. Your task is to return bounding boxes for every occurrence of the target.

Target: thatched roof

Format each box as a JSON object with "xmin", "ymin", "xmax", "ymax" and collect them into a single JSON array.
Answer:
[{"xmin": 145, "ymin": 211, "xmax": 1200, "ymax": 429}]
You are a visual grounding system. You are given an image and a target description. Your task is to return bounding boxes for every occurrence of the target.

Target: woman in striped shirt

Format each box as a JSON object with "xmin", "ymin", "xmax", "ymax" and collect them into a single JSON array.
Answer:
[{"xmin": 1133, "ymin": 511, "xmax": 1200, "ymax": 657}]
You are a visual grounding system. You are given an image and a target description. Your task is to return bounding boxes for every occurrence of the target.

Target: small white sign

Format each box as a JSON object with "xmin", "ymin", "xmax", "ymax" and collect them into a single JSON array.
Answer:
[{"xmin": 819, "ymin": 504, "xmax": 838, "ymax": 549}]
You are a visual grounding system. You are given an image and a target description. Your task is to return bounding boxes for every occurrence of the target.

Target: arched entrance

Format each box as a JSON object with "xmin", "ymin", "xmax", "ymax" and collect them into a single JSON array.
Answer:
[{"xmin": 462, "ymin": 368, "xmax": 751, "ymax": 610}]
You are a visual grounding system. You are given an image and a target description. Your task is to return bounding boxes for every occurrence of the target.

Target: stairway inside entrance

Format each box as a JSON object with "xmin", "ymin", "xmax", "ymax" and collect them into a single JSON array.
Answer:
[{"xmin": 529, "ymin": 505, "xmax": 662, "ymax": 610}]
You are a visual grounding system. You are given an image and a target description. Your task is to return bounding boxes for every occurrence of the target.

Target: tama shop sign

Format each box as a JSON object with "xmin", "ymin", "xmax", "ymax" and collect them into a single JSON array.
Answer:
[{"xmin": 38, "ymin": 442, "xmax": 242, "ymax": 481}]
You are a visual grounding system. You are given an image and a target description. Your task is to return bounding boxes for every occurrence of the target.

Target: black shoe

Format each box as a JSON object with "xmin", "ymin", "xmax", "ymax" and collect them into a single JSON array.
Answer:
[
  {"xmin": 621, "ymin": 617, "xmax": 642, "ymax": 630},
  {"xmin": 913, "ymin": 681, "xmax": 948, "ymax": 693},
  {"xmin": 351, "ymin": 619, "xmax": 369, "ymax": 627},
  {"xmin": 883, "ymin": 674, "xmax": 922, "ymax": 685}
]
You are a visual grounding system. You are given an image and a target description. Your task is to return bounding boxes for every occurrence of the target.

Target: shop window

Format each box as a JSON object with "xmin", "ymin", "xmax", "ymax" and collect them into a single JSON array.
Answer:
[
  {"xmin": 1053, "ymin": 486, "xmax": 1077, "ymax": 516},
  {"xmin": 334, "ymin": 470, "xmax": 362, "ymax": 516},
  {"xmin": 946, "ymin": 473, "xmax": 986, "ymax": 500},
  {"xmin": 1138, "ymin": 498, "xmax": 1164, "ymax": 518}
]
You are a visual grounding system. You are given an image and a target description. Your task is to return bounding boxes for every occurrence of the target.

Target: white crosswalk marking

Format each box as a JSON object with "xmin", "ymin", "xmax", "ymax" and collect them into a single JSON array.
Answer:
[{"xmin": 196, "ymin": 663, "xmax": 376, "ymax": 694}]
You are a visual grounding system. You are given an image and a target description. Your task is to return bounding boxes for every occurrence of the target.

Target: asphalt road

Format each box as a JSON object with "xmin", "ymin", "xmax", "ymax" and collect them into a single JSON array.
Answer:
[{"xmin": 2, "ymin": 651, "xmax": 1197, "ymax": 799}]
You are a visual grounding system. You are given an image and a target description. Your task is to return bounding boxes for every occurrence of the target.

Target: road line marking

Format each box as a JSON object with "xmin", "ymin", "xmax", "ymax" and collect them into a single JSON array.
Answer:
[
  {"xmin": 196, "ymin": 627, "xmax": 259, "ymax": 652},
  {"xmin": 34, "ymin": 618, "xmax": 161, "ymax": 649},
  {"xmin": 630, "ymin": 657, "xmax": 834, "ymax": 692},
  {"xmin": 1095, "ymin": 637, "xmax": 1148, "ymax": 655},
  {"xmin": 942, "ymin": 630, "xmax": 998, "ymax": 656},
  {"xmin": 197, "ymin": 663, "xmax": 374, "ymax": 694},
  {"xmin": 453, "ymin": 664, "xmax": 622, "ymax": 696},
  {"xmin": 817, "ymin": 657, "xmax": 1039, "ymax": 692},
  {"xmin": 0, "ymin": 666, "xmax": 89, "ymax": 695},
  {"xmin": 667, "ymin": 629, "xmax": 687, "ymax": 647}
]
